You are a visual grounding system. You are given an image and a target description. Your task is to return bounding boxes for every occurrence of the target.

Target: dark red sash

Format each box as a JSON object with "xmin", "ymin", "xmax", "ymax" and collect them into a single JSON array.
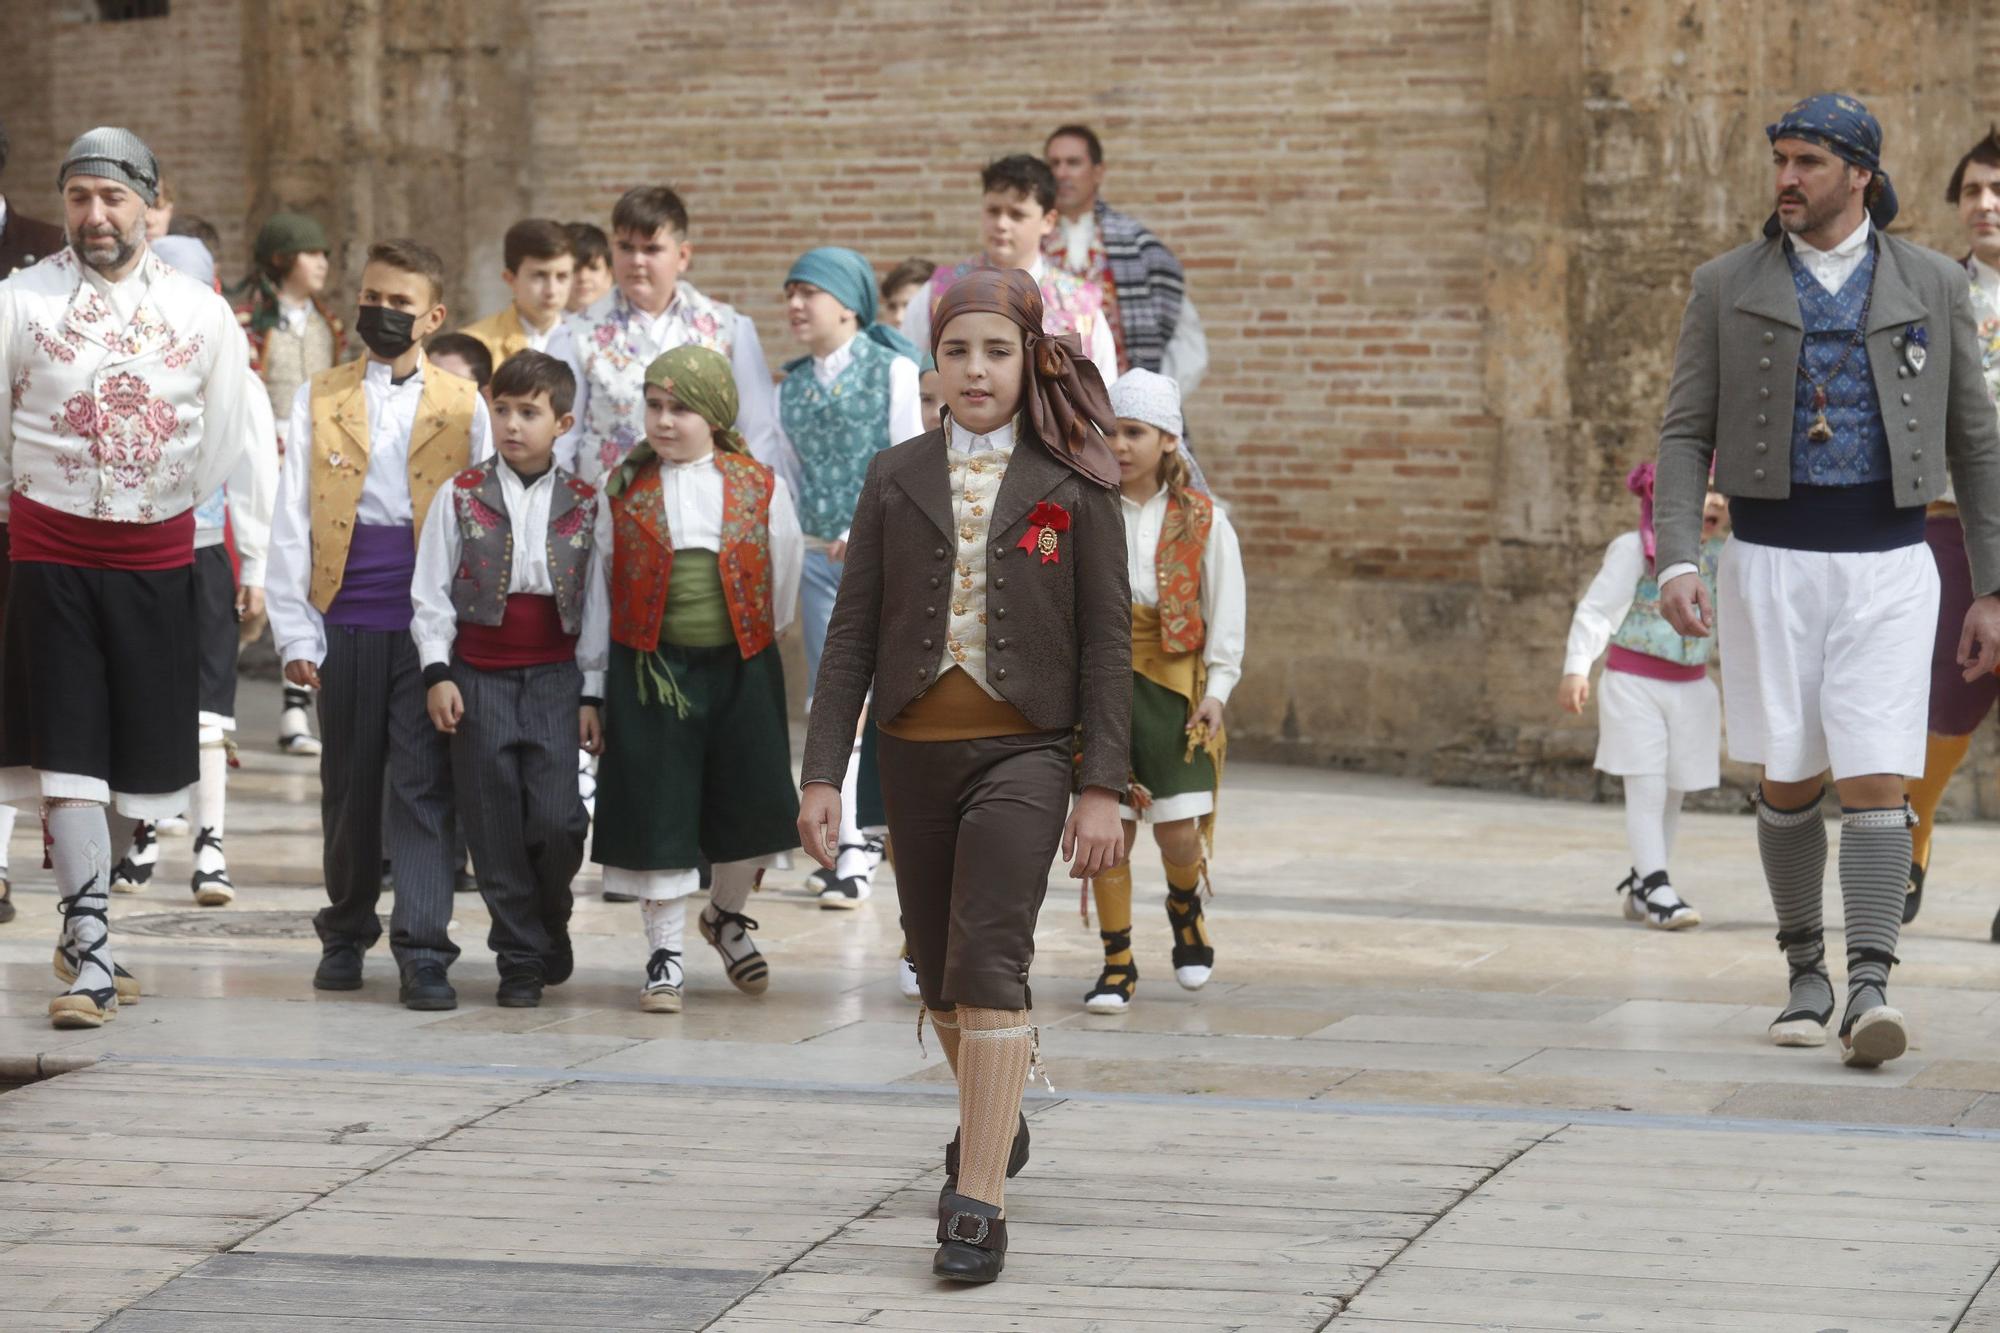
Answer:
[
  {"xmin": 8, "ymin": 493, "xmax": 194, "ymax": 571},
  {"xmin": 456, "ymin": 594, "xmax": 576, "ymax": 670}
]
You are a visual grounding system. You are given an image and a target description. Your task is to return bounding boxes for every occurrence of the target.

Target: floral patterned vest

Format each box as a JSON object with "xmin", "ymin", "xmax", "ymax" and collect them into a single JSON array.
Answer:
[
  {"xmin": 609, "ymin": 451, "xmax": 774, "ymax": 659},
  {"xmin": 779, "ymin": 337, "xmax": 898, "ymax": 540},
  {"xmin": 1154, "ymin": 489, "xmax": 1215, "ymax": 656},
  {"xmin": 1610, "ymin": 537, "xmax": 1724, "ymax": 668},
  {"xmin": 925, "ymin": 260, "xmax": 1106, "ymax": 346},
  {"xmin": 569, "ymin": 285, "xmax": 735, "ymax": 491},
  {"xmin": 446, "ymin": 457, "xmax": 597, "ymax": 635}
]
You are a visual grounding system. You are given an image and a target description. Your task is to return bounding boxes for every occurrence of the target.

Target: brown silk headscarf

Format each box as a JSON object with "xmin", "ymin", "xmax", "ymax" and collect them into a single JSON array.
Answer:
[{"xmin": 929, "ymin": 267, "xmax": 1120, "ymax": 488}]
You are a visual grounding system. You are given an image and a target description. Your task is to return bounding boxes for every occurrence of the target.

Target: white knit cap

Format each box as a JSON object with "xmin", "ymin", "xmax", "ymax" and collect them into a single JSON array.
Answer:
[{"xmin": 1108, "ymin": 368, "xmax": 1182, "ymax": 438}]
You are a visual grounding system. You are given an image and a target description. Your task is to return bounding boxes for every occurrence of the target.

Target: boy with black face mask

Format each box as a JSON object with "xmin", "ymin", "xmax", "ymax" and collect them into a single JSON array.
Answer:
[{"xmin": 266, "ymin": 239, "xmax": 494, "ymax": 1011}]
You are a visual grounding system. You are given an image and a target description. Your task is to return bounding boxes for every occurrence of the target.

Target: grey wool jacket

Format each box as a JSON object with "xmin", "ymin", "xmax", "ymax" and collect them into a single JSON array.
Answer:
[{"xmin": 1655, "ymin": 229, "xmax": 2000, "ymax": 594}]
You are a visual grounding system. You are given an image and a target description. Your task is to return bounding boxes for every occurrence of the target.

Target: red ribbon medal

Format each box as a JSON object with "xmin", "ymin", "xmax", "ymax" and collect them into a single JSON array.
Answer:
[{"xmin": 1017, "ymin": 501, "xmax": 1071, "ymax": 565}]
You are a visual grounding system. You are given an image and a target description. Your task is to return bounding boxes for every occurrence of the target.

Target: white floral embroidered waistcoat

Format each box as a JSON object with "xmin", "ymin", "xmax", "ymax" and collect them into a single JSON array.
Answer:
[
  {"xmin": 566, "ymin": 284, "xmax": 735, "ymax": 491},
  {"xmin": 2, "ymin": 249, "xmax": 232, "ymax": 523}
]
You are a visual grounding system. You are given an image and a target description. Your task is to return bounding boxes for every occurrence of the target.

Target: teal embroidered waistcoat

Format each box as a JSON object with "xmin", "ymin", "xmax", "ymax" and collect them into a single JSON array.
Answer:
[
  {"xmin": 779, "ymin": 336, "xmax": 898, "ymax": 540},
  {"xmin": 1610, "ymin": 536, "xmax": 1724, "ymax": 667}
]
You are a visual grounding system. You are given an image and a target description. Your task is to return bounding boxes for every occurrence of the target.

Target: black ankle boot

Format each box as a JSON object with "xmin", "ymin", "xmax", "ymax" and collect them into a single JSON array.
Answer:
[{"xmin": 933, "ymin": 1191, "xmax": 1006, "ymax": 1283}]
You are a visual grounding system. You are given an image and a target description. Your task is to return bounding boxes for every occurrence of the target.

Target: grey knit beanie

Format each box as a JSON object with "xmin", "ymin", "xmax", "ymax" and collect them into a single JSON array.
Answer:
[{"xmin": 57, "ymin": 127, "xmax": 160, "ymax": 204}]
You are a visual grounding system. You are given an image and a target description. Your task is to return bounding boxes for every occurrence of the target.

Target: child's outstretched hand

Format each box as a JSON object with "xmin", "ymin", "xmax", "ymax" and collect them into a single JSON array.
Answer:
[
  {"xmin": 426, "ymin": 681, "xmax": 464, "ymax": 735},
  {"xmin": 1188, "ymin": 696, "xmax": 1225, "ymax": 739},
  {"xmin": 797, "ymin": 783, "xmax": 842, "ymax": 869},
  {"xmin": 1064, "ymin": 787, "xmax": 1125, "ymax": 881},
  {"xmin": 579, "ymin": 705, "xmax": 603, "ymax": 755},
  {"xmin": 1557, "ymin": 674, "xmax": 1590, "ymax": 715}
]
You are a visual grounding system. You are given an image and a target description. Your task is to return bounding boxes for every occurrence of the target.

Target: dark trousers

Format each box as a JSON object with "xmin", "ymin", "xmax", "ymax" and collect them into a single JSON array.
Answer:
[
  {"xmin": 450, "ymin": 659, "xmax": 587, "ymax": 976},
  {"xmin": 1925, "ymin": 514, "xmax": 2000, "ymax": 736},
  {"xmin": 315, "ymin": 626, "xmax": 459, "ymax": 969},
  {"xmin": 876, "ymin": 730, "xmax": 1071, "ymax": 1011}
]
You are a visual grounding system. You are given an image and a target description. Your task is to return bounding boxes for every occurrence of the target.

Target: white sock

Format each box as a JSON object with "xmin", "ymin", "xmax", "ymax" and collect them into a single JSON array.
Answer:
[
  {"xmin": 707, "ymin": 860, "xmax": 761, "ymax": 916},
  {"xmin": 1662, "ymin": 788, "xmax": 1685, "ymax": 859},
  {"xmin": 1622, "ymin": 774, "xmax": 1670, "ymax": 878},
  {"xmin": 0, "ymin": 803, "xmax": 15, "ymax": 876},
  {"xmin": 196, "ymin": 741, "xmax": 228, "ymax": 840},
  {"xmin": 641, "ymin": 897, "xmax": 685, "ymax": 954},
  {"xmin": 49, "ymin": 803, "xmax": 114, "ymax": 995},
  {"xmin": 838, "ymin": 742, "xmax": 864, "ymax": 849}
]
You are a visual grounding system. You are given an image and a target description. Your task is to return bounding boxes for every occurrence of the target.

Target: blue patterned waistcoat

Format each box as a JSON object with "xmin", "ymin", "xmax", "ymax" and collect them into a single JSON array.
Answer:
[
  {"xmin": 1788, "ymin": 242, "xmax": 1891, "ymax": 486},
  {"xmin": 1609, "ymin": 537, "xmax": 1724, "ymax": 668},
  {"xmin": 780, "ymin": 336, "xmax": 898, "ymax": 540}
]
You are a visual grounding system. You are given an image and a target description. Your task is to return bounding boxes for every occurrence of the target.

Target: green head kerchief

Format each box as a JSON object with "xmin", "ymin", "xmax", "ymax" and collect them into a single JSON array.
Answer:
[
  {"xmin": 255, "ymin": 212, "xmax": 329, "ymax": 272},
  {"xmin": 608, "ymin": 345, "xmax": 745, "ymax": 497}
]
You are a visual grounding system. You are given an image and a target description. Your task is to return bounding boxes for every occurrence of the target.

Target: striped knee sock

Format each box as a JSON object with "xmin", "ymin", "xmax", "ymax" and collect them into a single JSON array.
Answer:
[
  {"xmin": 1839, "ymin": 806, "xmax": 1911, "ymax": 1026},
  {"xmin": 1757, "ymin": 787, "xmax": 1833, "ymax": 1023}
]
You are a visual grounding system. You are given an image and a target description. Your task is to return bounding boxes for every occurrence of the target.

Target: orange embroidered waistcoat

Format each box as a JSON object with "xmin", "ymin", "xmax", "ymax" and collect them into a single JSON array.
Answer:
[
  {"xmin": 306, "ymin": 357, "xmax": 478, "ymax": 612},
  {"xmin": 609, "ymin": 451, "xmax": 776, "ymax": 658},
  {"xmin": 1154, "ymin": 489, "xmax": 1214, "ymax": 657}
]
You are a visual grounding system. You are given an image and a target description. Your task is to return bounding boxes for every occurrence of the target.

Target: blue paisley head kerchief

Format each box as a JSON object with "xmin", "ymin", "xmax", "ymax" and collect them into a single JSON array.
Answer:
[{"xmin": 1763, "ymin": 92, "xmax": 1899, "ymax": 236}]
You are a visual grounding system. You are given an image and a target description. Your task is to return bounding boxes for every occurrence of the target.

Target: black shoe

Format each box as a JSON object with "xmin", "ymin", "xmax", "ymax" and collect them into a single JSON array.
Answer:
[
  {"xmin": 942, "ymin": 1113, "xmax": 1030, "ymax": 1202},
  {"xmin": 602, "ymin": 887, "xmax": 638, "ymax": 903},
  {"xmin": 399, "ymin": 962, "xmax": 457, "ymax": 1011},
  {"xmin": 1904, "ymin": 860, "xmax": 1925, "ymax": 925},
  {"xmin": 544, "ymin": 935, "xmax": 574, "ymax": 987},
  {"xmin": 933, "ymin": 1192, "xmax": 1007, "ymax": 1283},
  {"xmin": 1990, "ymin": 903, "xmax": 2000, "ymax": 945},
  {"xmin": 455, "ymin": 869, "xmax": 478, "ymax": 894},
  {"xmin": 496, "ymin": 969, "xmax": 543, "ymax": 1008},
  {"xmin": 313, "ymin": 943, "xmax": 365, "ymax": 991}
]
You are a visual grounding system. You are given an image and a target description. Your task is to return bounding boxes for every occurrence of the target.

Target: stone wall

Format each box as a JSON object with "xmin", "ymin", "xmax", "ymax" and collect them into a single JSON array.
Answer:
[{"xmin": 4, "ymin": 0, "xmax": 2000, "ymax": 817}]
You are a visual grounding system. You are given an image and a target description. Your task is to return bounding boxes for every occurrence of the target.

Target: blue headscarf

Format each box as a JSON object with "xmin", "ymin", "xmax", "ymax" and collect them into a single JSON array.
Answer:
[
  {"xmin": 1763, "ymin": 93, "xmax": 1899, "ymax": 237},
  {"xmin": 784, "ymin": 247, "xmax": 919, "ymax": 368}
]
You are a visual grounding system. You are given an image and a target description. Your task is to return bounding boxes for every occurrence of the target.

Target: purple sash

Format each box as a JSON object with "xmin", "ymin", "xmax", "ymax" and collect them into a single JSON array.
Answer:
[{"xmin": 324, "ymin": 523, "xmax": 417, "ymax": 632}]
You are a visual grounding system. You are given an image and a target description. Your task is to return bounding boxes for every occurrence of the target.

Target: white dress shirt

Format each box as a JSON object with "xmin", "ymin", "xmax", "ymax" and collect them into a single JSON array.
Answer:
[
  {"xmin": 1159, "ymin": 294, "xmax": 1210, "ymax": 398},
  {"xmin": 1060, "ymin": 212, "xmax": 1096, "ymax": 272},
  {"xmin": 1562, "ymin": 532, "xmax": 1645, "ymax": 678},
  {"xmin": 265, "ymin": 355, "xmax": 496, "ymax": 667},
  {"xmin": 900, "ymin": 255, "xmax": 1120, "ymax": 389},
  {"xmin": 276, "ymin": 297, "xmax": 310, "ymax": 338},
  {"xmin": 1120, "ymin": 486, "xmax": 1247, "ymax": 704},
  {"xmin": 410, "ymin": 460, "xmax": 607, "ymax": 695},
  {"xmin": 576, "ymin": 450, "xmax": 805, "ymax": 674},
  {"xmin": 1789, "ymin": 215, "xmax": 1872, "ymax": 295}
]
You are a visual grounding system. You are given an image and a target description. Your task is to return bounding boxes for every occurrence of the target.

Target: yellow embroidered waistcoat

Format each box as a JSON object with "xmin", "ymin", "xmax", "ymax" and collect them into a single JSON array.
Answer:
[{"xmin": 306, "ymin": 357, "xmax": 478, "ymax": 611}]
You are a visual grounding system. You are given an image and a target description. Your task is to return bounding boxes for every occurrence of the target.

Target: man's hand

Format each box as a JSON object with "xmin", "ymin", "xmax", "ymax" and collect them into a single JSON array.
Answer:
[
  {"xmin": 1659, "ymin": 571, "xmax": 1714, "ymax": 638},
  {"xmin": 797, "ymin": 783, "xmax": 842, "ymax": 869},
  {"xmin": 426, "ymin": 681, "xmax": 464, "ymax": 735},
  {"xmin": 235, "ymin": 585, "xmax": 265, "ymax": 623},
  {"xmin": 1557, "ymin": 673, "xmax": 1590, "ymax": 715},
  {"xmin": 1960, "ymin": 594, "xmax": 2000, "ymax": 682},
  {"xmin": 1188, "ymin": 696, "xmax": 1225, "ymax": 739},
  {"xmin": 1063, "ymin": 787, "xmax": 1126, "ymax": 881},
  {"xmin": 579, "ymin": 705, "xmax": 603, "ymax": 755},
  {"xmin": 283, "ymin": 659, "xmax": 320, "ymax": 690}
]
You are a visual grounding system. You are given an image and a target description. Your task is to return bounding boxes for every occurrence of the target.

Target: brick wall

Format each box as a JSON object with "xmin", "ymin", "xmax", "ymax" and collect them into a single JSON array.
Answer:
[{"xmin": 8, "ymin": 0, "xmax": 2000, "ymax": 803}]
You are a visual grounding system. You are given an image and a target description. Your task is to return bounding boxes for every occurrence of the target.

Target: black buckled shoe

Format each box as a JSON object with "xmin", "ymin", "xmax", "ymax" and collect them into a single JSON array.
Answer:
[
  {"xmin": 942, "ymin": 1111, "xmax": 1030, "ymax": 1207},
  {"xmin": 933, "ymin": 1191, "xmax": 1007, "ymax": 1283},
  {"xmin": 543, "ymin": 935, "xmax": 574, "ymax": 988},
  {"xmin": 0, "ymin": 874, "xmax": 14, "ymax": 925},
  {"xmin": 496, "ymin": 968, "xmax": 544, "ymax": 1009},
  {"xmin": 313, "ymin": 942, "xmax": 365, "ymax": 991},
  {"xmin": 1904, "ymin": 860, "xmax": 1925, "ymax": 925}
]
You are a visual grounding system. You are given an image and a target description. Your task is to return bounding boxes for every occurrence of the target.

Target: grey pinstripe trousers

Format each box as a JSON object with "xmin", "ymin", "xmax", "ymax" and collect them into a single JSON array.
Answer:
[
  {"xmin": 314, "ymin": 626, "xmax": 460, "ymax": 969},
  {"xmin": 449, "ymin": 659, "xmax": 588, "ymax": 975}
]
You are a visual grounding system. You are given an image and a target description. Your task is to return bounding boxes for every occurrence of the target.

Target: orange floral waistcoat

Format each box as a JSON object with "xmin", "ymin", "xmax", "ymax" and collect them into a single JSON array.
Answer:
[
  {"xmin": 1154, "ymin": 489, "xmax": 1214, "ymax": 657},
  {"xmin": 609, "ymin": 451, "xmax": 776, "ymax": 659}
]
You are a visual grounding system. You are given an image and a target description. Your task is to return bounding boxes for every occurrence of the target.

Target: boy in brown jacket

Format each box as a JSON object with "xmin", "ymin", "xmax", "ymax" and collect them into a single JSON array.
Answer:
[{"xmin": 799, "ymin": 268, "xmax": 1131, "ymax": 1284}]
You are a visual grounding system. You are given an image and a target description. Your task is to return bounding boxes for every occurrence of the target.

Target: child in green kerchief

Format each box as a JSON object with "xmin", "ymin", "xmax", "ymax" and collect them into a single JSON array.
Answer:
[{"xmin": 581, "ymin": 345, "xmax": 804, "ymax": 1013}]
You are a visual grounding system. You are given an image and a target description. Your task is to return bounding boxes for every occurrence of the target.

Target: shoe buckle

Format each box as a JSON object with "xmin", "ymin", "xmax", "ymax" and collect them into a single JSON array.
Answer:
[{"xmin": 945, "ymin": 1211, "xmax": 990, "ymax": 1245}]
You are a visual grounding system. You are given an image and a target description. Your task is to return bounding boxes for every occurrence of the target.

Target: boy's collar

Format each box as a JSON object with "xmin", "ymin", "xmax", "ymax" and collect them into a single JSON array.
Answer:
[{"xmin": 501, "ymin": 456, "xmax": 555, "ymax": 485}]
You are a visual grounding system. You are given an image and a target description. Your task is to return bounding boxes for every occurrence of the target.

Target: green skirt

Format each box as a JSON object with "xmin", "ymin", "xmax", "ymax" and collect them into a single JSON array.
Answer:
[
  {"xmin": 592, "ymin": 641, "xmax": 800, "ymax": 871},
  {"xmin": 1127, "ymin": 673, "xmax": 1216, "ymax": 821}
]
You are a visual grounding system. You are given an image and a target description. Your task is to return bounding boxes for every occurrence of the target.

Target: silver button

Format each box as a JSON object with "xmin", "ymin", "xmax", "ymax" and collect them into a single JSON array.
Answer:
[
  {"xmin": 1759, "ymin": 387, "xmax": 1770, "ymax": 400},
  {"xmin": 1756, "ymin": 414, "xmax": 1768, "ymax": 426},
  {"xmin": 922, "ymin": 638, "xmax": 933, "ymax": 650},
  {"xmin": 994, "ymin": 578, "xmax": 1006, "ymax": 590},
  {"xmin": 1915, "ymin": 477, "xmax": 1924, "ymax": 488},
  {"xmin": 1901, "ymin": 393, "xmax": 1912, "ymax": 405},
  {"xmin": 1755, "ymin": 441, "xmax": 1768, "ymax": 453},
  {"xmin": 1893, "ymin": 335, "xmax": 1905, "ymax": 349},
  {"xmin": 1762, "ymin": 331, "xmax": 1775, "ymax": 344},
  {"xmin": 929, "ymin": 576, "xmax": 940, "ymax": 588},
  {"xmin": 1912, "ymin": 450, "xmax": 1922, "ymax": 461},
  {"xmin": 995, "ymin": 668, "xmax": 1007, "ymax": 681},
  {"xmin": 996, "ymin": 638, "xmax": 1008, "ymax": 650},
  {"xmin": 1753, "ymin": 467, "xmax": 1766, "ymax": 481},
  {"xmin": 917, "ymin": 666, "xmax": 928, "ymax": 678},
  {"xmin": 934, "ymin": 548, "xmax": 945, "ymax": 559},
  {"xmin": 925, "ymin": 606, "xmax": 935, "ymax": 617},
  {"xmin": 1898, "ymin": 366, "xmax": 1909, "ymax": 378},
  {"xmin": 1908, "ymin": 419, "xmax": 1919, "ymax": 431},
  {"xmin": 1759, "ymin": 357, "xmax": 1771, "ymax": 370},
  {"xmin": 994, "ymin": 607, "xmax": 1007, "ymax": 620}
]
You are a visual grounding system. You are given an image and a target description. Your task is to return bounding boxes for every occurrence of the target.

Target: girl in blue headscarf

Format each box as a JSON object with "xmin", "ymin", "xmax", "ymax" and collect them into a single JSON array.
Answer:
[{"xmin": 777, "ymin": 247, "xmax": 926, "ymax": 912}]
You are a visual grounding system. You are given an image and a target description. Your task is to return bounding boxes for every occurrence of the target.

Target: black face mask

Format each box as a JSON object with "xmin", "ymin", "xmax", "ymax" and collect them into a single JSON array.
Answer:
[{"xmin": 355, "ymin": 304, "xmax": 418, "ymax": 359}]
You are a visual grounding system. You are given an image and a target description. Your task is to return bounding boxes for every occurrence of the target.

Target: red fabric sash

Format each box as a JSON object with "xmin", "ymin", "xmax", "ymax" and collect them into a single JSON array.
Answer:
[
  {"xmin": 1606, "ymin": 644, "xmax": 1707, "ymax": 684},
  {"xmin": 456, "ymin": 594, "xmax": 576, "ymax": 670},
  {"xmin": 8, "ymin": 493, "xmax": 195, "ymax": 571}
]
